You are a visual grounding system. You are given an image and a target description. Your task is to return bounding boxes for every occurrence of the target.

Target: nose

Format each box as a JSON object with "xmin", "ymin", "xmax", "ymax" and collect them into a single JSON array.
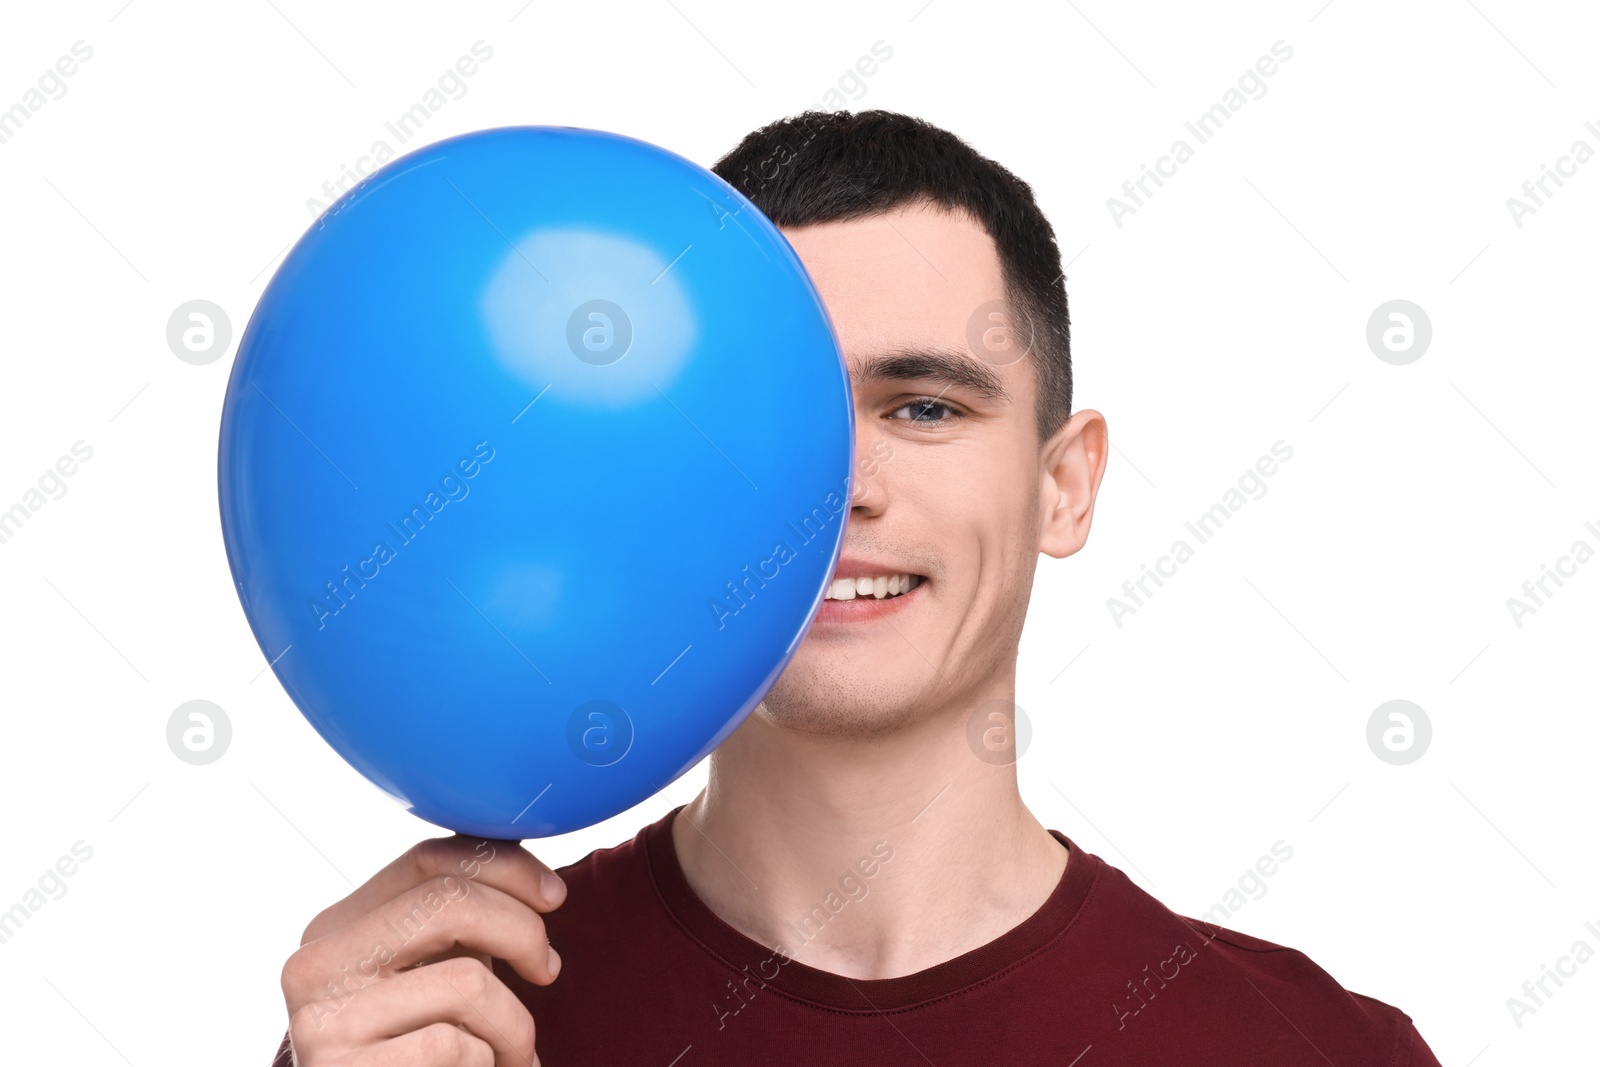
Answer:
[{"xmin": 849, "ymin": 424, "xmax": 889, "ymax": 516}]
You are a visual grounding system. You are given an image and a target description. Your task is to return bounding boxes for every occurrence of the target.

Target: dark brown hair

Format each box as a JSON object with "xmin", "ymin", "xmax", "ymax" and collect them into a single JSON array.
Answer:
[{"xmin": 712, "ymin": 109, "xmax": 1073, "ymax": 442}]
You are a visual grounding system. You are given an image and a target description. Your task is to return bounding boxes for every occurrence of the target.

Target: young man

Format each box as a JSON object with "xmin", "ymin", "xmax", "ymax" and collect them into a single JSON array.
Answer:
[{"xmin": 275, "ymin": 111, "xmax": 1443, "ymax": 1066}]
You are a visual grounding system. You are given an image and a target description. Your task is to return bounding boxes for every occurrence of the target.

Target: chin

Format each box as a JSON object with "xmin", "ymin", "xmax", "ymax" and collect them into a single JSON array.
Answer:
[{"xmin": 757, "ymin": 671, "xmax": 925, "ymax": 741}]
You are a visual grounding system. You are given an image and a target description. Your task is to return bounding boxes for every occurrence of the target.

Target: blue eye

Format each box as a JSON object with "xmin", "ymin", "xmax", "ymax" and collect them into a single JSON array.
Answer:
[{"xmin": 890, "ymin": 397, "xmax": 960, "ymax": 423}]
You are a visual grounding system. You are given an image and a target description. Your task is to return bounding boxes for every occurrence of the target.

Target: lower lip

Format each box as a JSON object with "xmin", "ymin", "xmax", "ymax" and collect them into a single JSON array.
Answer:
[{"xmin": 812, "ymin": 579, "xmax": 926, "ymax": 627}]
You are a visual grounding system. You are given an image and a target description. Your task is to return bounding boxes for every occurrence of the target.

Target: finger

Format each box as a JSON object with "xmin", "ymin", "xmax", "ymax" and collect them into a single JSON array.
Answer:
[
  {"xmin": 303, "ymin": 837, "xmax": 565, "ymax": 946},
  {"xmin": 344, "ymin": 1021, "xmax": 498, "ymax": 1067},
  {"xmin": 403, "ymin": 944, "xmax": 492, "ymax": 972},
  {"xmin": 285, "ymin": 878, "xmax": 556, "ymax": 1008},
  {"xmin": 292, "ymin": 957, "xmax": 535, "ymax": 1067}
]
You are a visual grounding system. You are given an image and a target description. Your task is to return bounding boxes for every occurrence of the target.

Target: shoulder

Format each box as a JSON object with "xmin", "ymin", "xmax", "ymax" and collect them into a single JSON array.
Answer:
[
  {"xmin": 1176, "ymin": 915, "xmax": 1441, "ymax": 1065},
  {"xmin": 532, "ymin": 813, "xmax": 687, "ymax": 955},
  {"xmin": 1067, "ymin": 843, "xmax": 1441, "ymax": 1064},
  {"xmin": 549, "ymin": 819, "xmax": 649, "ymax": 892},
  {"xmin": 544, "ymin": 818, "xmax": 656, "ymax": 919}
]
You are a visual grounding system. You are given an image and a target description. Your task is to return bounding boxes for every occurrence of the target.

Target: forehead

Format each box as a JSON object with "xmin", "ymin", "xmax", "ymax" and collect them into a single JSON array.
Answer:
[{"xmin": 778, "ymin": 202, "xmax": 1007, "ymax": 360}]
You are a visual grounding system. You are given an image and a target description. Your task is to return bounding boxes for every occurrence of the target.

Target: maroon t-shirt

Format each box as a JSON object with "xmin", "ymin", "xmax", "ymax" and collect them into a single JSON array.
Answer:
[{"xmin": 274, "ymin": 805, "xmax": 1442, "ymax": 1065}]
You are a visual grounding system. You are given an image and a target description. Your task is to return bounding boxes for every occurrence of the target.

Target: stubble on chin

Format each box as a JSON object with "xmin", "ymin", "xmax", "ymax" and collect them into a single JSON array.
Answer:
[{"xmin": 754, "ymin": 670, "xmax": 926, "ymax": 742}]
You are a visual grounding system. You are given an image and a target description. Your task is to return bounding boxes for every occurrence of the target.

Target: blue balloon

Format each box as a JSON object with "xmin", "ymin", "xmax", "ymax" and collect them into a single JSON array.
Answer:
[{"xmin": 219, "ymin": 126, "xmax": 852, "ymax": 838}]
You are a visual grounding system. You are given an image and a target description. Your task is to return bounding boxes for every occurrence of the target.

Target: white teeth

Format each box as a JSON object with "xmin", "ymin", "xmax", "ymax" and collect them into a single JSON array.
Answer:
[{"xmin": 825, "ymin": 574, "xmax": 921, "ymax": 601}]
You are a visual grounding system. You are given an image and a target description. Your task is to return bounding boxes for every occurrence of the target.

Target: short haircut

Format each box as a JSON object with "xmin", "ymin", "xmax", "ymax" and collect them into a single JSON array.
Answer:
[{"xmin": 712, "ymin": 109, "xmax": 1073, "ymax": 443}]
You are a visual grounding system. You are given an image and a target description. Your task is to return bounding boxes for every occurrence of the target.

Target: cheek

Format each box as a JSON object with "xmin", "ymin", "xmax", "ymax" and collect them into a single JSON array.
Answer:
[
  {"xmin": 959, "ymin": 473, "xmax": 1046, "ymax": 603},
  {"xmin": 904, "ymin": 443, "xmax": 1032, "ymax": 535}
]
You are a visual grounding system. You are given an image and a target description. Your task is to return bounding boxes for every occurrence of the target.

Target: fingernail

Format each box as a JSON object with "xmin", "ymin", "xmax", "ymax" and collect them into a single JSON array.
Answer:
[
  {"xmin": 547, "ymin": 945, "xmax": 562, "ymax": 979},
  {"xmin": 541, "ymin": 870, "xmax": 567, "ymax": 907}
]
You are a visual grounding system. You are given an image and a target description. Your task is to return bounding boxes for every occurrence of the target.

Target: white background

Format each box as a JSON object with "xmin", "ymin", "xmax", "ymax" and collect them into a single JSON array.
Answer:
[{"xmin": 1, "ymin": 1, "xmax": 1596, "ymax": 1063}]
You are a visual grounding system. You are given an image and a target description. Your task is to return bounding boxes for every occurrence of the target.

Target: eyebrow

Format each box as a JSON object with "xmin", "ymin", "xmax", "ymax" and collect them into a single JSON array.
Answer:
[{"xmin": 852, "ymin": 345, "xmax": 1012, "ymax": 404}]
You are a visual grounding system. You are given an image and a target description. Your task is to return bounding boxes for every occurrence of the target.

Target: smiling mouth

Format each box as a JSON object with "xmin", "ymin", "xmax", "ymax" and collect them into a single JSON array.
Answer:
[{"xmin": 824, "ymin": 573, "xmax": 925, "ymax": 601}]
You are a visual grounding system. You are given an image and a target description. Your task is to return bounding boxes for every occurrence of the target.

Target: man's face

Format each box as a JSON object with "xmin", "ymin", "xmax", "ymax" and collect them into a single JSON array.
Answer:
[{"xmin": 750, "ymin": 200, "xmax": 1100, "ymax": 739}]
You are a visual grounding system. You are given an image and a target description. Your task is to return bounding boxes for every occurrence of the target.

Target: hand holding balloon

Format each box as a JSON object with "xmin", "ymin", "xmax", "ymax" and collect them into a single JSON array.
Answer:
[{"xmin": 280, "ymin": 836, "xmax": 561, "ymax": 1065}]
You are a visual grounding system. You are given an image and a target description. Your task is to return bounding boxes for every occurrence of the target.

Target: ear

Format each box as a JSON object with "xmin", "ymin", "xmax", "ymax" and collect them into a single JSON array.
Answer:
[{"xmin": 1038, "ymin": 409, "xmax": 1108, "ymax": 560}]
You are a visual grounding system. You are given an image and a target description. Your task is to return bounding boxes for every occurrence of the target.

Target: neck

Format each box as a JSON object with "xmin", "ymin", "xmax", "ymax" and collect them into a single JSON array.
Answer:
[{"xmin": 672, "ymin": 697, "xmax": 1068, "ymax": 980}]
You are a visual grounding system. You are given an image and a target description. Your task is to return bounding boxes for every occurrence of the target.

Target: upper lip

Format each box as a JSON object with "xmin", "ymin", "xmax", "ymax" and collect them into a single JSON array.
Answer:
[{"xmin": 830, "ymin": 557, "xmax": 923, "ymax": 580}]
